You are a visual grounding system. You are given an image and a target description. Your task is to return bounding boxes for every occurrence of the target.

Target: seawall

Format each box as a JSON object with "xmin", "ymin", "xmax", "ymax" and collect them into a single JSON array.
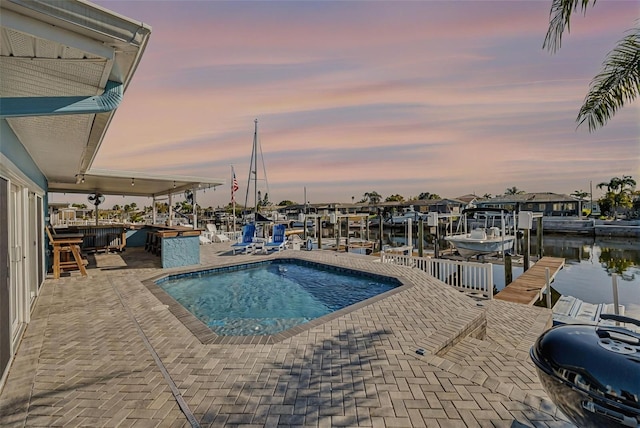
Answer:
[{"xmin": 534, "ymin": 218, "xmax": 640, "ymax": 238}]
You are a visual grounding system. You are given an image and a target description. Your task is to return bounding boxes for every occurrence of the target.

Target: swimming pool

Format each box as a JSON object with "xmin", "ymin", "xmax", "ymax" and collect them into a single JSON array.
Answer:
[{"xmin": 155, "ymin": 259, "xmax": 402, "ymax": 336}]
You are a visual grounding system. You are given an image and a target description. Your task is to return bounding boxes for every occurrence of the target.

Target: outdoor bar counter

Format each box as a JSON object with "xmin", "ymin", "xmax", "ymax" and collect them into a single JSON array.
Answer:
[
  {"xmin": 143, "ymin": 224, "xmax": 201, "ymax": 268},
  {"xmin": 57, "ymin": 224, "xmax": 201, "ymax": 269},
  {"xmin": 57, "ymin": 224, "xmax": 127, "ymax": 253}
]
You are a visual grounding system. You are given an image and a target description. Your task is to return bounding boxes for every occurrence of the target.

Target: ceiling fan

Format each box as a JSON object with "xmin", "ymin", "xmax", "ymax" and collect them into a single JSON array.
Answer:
[{"xmin": 87, "ymin": 192, "xmax": 105, "ymax": 207}]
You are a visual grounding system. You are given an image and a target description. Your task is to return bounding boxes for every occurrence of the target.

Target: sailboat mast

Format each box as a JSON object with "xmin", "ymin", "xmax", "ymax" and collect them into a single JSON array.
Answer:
[
  {"xmin": 243, "ymin": 118, "xmax": 259, "ymax": 219},
  {"xmin": 254, "ymin": 119, "xmax": 258, "ymax": 214}
]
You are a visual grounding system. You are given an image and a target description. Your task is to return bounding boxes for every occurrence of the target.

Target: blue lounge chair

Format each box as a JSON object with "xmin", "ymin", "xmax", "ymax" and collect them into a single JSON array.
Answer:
[
  {"xmin": 265, "ymin": 224, "xmax": 287, "ymax": 252},
  {"xmin": 231, "ymin": 224, "xmax": 256, "ymax": 254}
]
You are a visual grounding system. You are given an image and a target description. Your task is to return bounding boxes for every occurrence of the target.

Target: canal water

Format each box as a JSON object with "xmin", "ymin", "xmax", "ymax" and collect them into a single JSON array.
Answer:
[
  {"xmin": 373, "ymin": 227, "xmax": 640, "ymax": 316},
  {"xmin": 529, "ymin": 235, "xmax": 640, "ymax": 316}
]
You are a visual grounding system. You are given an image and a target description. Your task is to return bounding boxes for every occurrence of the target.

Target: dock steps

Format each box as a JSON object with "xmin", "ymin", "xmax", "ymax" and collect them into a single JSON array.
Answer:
[{"xmin": 552, "ymin": 295, "xmax": 625, "ymax": 326}]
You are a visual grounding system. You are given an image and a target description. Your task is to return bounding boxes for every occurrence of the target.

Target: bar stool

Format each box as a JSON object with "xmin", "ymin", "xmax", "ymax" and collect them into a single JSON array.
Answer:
[
  {"xmin": 151, "ymin": 232, "xmax": 161, "ymax": 256},
  {"xmin": 46, "ymin": 227, "xmax": 87, "ymax": 279},
  {"xmin": 145, "ymin": 231, "xmax": 154, "ymax": 252}
]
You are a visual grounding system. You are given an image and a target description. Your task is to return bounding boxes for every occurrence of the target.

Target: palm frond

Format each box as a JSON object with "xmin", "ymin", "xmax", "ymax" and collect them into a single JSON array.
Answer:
[
  {"xmin": 543, "ymin": 0, "xmax": 595, "ymax": 53},
  {"xmin": 577, "ymin": 28, "xmax": 640, "ymax": 131}
]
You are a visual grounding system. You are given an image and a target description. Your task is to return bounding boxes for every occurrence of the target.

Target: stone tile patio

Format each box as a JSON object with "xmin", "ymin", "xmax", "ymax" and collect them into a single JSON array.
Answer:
[{"xmin": 0, "ymin": 244, "xmax": 575, "ymax": 427}]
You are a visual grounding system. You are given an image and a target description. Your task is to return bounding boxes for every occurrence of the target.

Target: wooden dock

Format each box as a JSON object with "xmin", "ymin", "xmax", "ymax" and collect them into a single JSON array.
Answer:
[{"xmin": 495, "ymin": 257, "xmax": 565, "ymax": 305}]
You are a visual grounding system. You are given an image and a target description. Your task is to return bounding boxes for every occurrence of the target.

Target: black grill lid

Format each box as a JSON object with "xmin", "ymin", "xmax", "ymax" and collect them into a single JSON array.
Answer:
[{"xmin": 531, "ymin": 317, "xmax": 640, "ymax": 412}]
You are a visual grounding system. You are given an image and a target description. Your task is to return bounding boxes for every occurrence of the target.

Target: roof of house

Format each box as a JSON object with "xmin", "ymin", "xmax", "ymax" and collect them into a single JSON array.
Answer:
[{"xmin": 479, "ymin": 192, "xmax": 577, "ymax": 204}]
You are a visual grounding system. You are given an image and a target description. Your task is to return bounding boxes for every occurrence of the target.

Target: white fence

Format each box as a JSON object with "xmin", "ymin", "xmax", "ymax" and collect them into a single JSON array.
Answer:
[{"xmin": 380, "ymin": 252, "xmax": 493, "ymax": 299}]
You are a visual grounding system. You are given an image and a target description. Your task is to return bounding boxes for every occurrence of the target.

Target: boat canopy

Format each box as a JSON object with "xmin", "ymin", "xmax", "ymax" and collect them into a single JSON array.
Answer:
[{"xmin": 462, "ymin": 207, "xmax": 512, "ymax": 215}]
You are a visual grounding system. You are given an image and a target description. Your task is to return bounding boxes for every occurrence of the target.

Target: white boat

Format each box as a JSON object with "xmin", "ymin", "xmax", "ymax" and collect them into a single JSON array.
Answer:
[
  {"xmin": 445, "ymin": 208, "xmax": 515, "ymax": 258},
  {"xmin": 389, "ymin": 205, "xmax": 424, "ymax": 225}
]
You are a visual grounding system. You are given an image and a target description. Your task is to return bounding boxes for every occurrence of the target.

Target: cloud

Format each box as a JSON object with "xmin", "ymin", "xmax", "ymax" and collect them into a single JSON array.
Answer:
[{"xmin": 91, "ymin": 0, "xmax": 639, "ymax": 208}]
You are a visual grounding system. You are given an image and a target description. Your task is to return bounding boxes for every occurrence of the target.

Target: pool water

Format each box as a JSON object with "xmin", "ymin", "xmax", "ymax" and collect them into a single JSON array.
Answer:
[{"xmin": 157, "ymin": 261, "xmax": 399, "ymax": 336}]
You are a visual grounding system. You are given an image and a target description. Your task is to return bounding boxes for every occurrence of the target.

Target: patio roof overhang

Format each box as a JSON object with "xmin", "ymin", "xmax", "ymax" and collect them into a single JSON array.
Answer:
[
  {"xmin": 48, "ymin": 169, "xmax": 225, "ymax": 199},
  {"xmin": 0, "ymin": 0, "xmax": 152, "ymax": 187}
]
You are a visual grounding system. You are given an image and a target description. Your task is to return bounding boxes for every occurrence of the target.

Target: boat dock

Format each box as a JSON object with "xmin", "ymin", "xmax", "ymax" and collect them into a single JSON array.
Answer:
[{"xmin": 494, "ymin": 257, "xmax": 565, "ymax": 305}]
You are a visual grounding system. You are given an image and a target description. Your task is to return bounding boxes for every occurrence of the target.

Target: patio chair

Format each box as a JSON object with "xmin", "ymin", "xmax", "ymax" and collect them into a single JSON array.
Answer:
[
  {"xmin": 265, "ymin": 224, "xmax": 287, "ymax": 252},
  {"xmin": 204, "ymin": 223, "xmax": 230, "ymax": 243},
  {"xmin": 231, "ymin": 224, "xmax": 256, "ymax": 254}
]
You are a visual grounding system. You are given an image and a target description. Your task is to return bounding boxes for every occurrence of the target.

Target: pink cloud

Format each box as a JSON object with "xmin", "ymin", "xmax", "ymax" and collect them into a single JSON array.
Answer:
[{"xmin": 90, "ymin": 0, "xmax": 639, "ymax": 207}]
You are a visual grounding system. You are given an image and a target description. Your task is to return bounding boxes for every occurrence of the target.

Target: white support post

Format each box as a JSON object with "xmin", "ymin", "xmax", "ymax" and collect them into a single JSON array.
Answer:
[
  {"xmin": 612, "ymin": 274, "xmax": 620, "ymax": 315},
  {"xmin": 407, "ymin": 218, "xmax": 412, "ymax": 256},
  {"xmin": 192, "ymin": 187, "xmax": 197, "ymax": 229},
  {"xmin": 152, "ymin": 196, "xmax": 157, "ymax": 225},
  {"xmin": 545, "ymin": 268, "xmax": 552, "ymax": 308},
  {"xmin": 487, "ymin": 263, "xmax": 493, "ymax": 299}
]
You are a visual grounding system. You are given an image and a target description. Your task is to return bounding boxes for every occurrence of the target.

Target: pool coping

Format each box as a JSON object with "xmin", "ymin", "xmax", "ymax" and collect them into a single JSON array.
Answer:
[{"xmin": 142, "ymin": 256, "xmax": 416, "ymax": 345}]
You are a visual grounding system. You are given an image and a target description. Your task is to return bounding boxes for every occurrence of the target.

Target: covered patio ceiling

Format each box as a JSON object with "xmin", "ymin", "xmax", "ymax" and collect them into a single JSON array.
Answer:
[
  {"xmin": 48, "ymin": 169, "xmax": 225, "ymax": 198},
  {"xmin": 2, "ymin": 2, "xmax": 226, "ymax": 202},
  {"xmin": 0, "ymin": 0, "xmax": 153, "ymax": 185}
]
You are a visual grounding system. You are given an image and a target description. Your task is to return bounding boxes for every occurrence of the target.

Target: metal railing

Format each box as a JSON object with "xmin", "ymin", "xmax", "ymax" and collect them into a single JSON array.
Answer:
[{"xmin": 380, "ymin": 252, "xmax": 493, "ymax": 299}]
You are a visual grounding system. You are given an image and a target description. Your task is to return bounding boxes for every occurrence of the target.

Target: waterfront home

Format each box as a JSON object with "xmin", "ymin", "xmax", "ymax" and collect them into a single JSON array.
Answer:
[
  {"xmin": 583, "ymin": 200, "xmax": 602, "ymax": 217},
  {"xmin": 408, "ymin": 198, "xmax": 467, "ymax": 215},
  {"xmin": 475, "ymin": 192, "xmax": 582, "ymax": 216}
]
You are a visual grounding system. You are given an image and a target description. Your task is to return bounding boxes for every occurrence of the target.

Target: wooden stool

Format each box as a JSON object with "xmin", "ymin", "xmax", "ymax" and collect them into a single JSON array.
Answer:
[
  {"xmin": 52, "ymin": 240, "xmax": 88, "ymax": 278},
  {"xmin": 46, "ymin": 227, "xmax": 87, "ymax": 279}
]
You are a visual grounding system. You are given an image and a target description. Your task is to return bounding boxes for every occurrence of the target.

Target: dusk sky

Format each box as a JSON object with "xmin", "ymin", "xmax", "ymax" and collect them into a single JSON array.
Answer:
[{"xmin": 79, "ymin": 0, "xmax": 639, "ymax": 209}]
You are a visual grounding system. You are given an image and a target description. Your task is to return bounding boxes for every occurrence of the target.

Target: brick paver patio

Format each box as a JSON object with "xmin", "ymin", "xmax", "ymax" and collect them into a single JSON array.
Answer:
[{"xmin": 0, "ymin": 244, "xmax": 574, "ymax": 427}]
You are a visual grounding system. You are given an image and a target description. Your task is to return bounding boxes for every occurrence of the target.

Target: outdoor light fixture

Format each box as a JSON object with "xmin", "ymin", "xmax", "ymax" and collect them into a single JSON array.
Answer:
[
  {"xmin": 81, "ymin": 175, "xmax": 85, "ymax": 183},
  {"xmin": 173, "ymin": 181, "xmax": 176, "ymax": 188},
  {"xmin": 131, "ymin": 178, "xmax": 135, "ymax": 186}
]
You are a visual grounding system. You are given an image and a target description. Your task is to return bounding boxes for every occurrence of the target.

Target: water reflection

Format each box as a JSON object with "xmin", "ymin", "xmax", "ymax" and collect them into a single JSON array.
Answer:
[
  {"xmin": 531, "ymin": 235, "xmax": 640, "ymax": 280},
  {"xmin": 598, "ymin": 247, "xmax": 637, "ymax": 280},
  {"xmin": 519, "ymin": 235, "xmax": 640, "ymax": 312}
]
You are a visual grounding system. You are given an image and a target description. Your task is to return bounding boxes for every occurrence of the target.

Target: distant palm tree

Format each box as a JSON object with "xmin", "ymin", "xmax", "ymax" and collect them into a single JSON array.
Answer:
[
  {"xmin": 385, "ymin": 194, "xmax": 405, "ymax": 202},
  {"xmin": 597, "ymin": 175, "xmax": 636, "ymax": 217},
  {"xmin": 418, "ymin": 192, "xmax": 441, "ymax": 200},
  {"xmin": 505, "ymin": 186, "xmax": 525, "ymax": 195},
  {"xmin": 482, "ymin": 193, "xmax": 493, "ymax": 199},
  {"xmin": 544, "ymin": 0, "xmax": 640, "ymax": 131},
  {"xmin": 155, "ymin": 202, "xmax": 168, "ymax": 214},
  {"xmin": 597, "ymin": 175, "xmax": 636, "ymax": 194},
  {"xmin": 363, "ymin": 191, "xmax": 382, "ymax": 205}
]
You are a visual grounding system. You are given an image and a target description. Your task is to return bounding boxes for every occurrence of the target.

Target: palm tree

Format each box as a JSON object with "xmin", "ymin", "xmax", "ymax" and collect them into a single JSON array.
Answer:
[
  {"xmin": 418, "ymin": 192, "xmax": 441, "ymax": 200},
  {"xmin": 597, "ymin": 175, "xmax": 636, "ymax": 194},
  {"xmin": 597, "ymin": 175, "xmax": 636, "ymax": 217},
  {"xmin": 544, "ymin": 0, "xmax": 639, "ymax": 131},
  {"xmin": 505, "ymin": 186, "xmax": 525, "ymax": 195},
  {"xmin": 155, "ymin": 202, "xmax": 168, "ymax": 214},
  {"xmin": 385, "ymin": 194, "xmax": 405, "ymax": 202},
  {"xmin": 363, "ymin": 191, "xmax": 382, "ymax": 205}
]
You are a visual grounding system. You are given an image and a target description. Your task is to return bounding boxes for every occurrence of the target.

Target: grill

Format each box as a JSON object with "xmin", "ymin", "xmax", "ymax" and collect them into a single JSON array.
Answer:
[{"xmin": 530, "ymin": 314, "xmax": 640, "ymax": 428}]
